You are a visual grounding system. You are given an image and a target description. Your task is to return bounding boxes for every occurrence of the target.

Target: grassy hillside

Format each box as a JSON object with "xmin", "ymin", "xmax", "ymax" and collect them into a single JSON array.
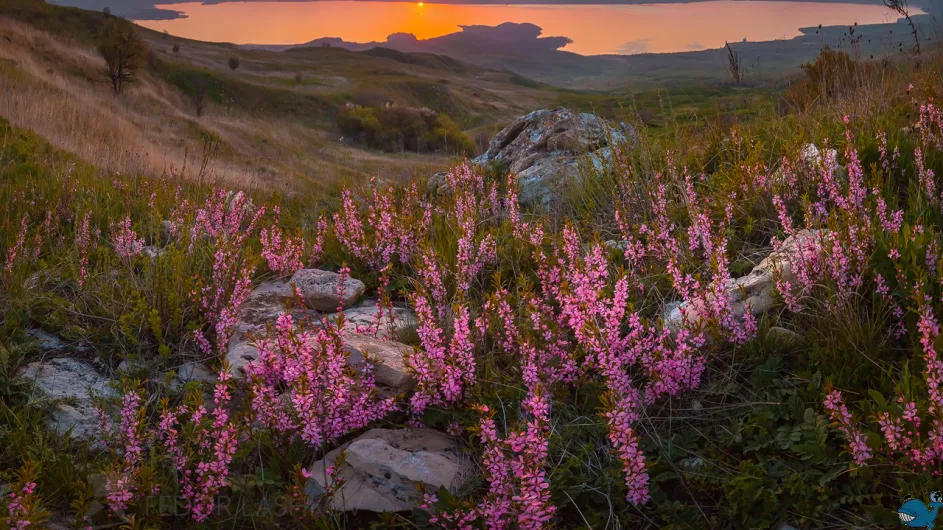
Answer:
[
  {"xmin": 8, "ymin": 2, "xmax": 943, "ymax": 529},
  {"xmin": 0, "ymin": 0, "xmax": 584, "ymax": 192}
]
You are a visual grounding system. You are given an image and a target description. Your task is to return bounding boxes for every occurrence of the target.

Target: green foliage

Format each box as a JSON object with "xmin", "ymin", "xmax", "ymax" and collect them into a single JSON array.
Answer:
[
  {"xmin": 336, "ymin": 103, "xmax": 474, "ymax": 155},
  {"xmin": 97, "ymin": 18, "xmax": 145, "ymax": 95}
]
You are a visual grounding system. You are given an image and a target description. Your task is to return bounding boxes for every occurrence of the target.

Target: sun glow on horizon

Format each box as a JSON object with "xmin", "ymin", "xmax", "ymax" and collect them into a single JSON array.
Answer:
[{"xmin": 141, "ymin": 1, "xmax": 904, "ymax": 56}]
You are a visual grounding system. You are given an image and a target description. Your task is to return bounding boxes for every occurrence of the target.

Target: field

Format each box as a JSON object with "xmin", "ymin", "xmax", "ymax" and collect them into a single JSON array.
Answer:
[{"xmin": 4, "ymin": 1, "xmax": 943, "ymax": 529}]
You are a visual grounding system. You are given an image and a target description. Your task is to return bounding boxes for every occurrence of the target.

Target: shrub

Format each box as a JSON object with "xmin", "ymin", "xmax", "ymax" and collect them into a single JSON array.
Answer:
[
  {"xmin": 336, "ymin": 103, "xmax": 474, "ymax": 155},
  {"xmin": 228, "ymin": 56, "xmax": 239, "ymax": 71},
  {"xmin": 97, "ymin": 18, "xmax": 144, "ymax": 95}
]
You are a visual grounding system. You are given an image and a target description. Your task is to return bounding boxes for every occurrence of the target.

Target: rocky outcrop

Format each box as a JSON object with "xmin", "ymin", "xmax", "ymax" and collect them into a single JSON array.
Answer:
[
  {"xmin": 288, "ymin": 269, "xmax": 365, "ymax": 312},
  {"xmin": 20, "ymin": 358, "xmax": 117, "ymax": 443},
  {"xmin": 307, "ymin": 428, "xmax": 472, "ymax": 513},
  {"xmin": 665, "ymin": 230, "xmax": 825, "ymax": 333},
  {"xmin": 343, "ymin": 333, "xmax": 415, "ymax": 391},
  {"xmin": 469, "ymin": 107, "xmax": 633, "ymax": 208}
]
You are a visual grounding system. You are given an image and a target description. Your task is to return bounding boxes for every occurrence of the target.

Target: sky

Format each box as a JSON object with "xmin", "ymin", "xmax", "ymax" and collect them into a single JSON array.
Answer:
[{"xmin": 129, "ymin": 1, "xmax": 902, "ymax": 55}]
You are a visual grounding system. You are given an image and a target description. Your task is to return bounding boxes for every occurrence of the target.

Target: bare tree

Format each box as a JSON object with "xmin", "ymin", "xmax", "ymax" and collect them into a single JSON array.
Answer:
[
  {"xmin": 98, "ymin": 19, "xmax": 144, "ymax": 95},
  {"xmin": 192, "ymin": 78, "xmax": 209, "ymax": 118},
  {"xmin": 884, "ymin": 0, "xmax": 921, "ymax": 55},
  {"xmin": 725, "ymin": 41, "xmax": 743, "ymax": 84}
]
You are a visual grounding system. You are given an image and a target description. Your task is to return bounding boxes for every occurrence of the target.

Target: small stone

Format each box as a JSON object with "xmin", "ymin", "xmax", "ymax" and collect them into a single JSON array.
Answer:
[
  {"xmin": 287, "ymin": 269, "xmax": 365, "ymax": 312},
  {"xmin": 25, "ymin": 329, "xmax": 91, "ymax": 355},
  {"xmin": 767, "ymin": 326, "xmax": 801, "ymax": 343},
  {"xmin": 142, "ymin": 246, "xmax": 163, "ymax": 260},
  {"xmin": 307, "ymin": 428, "xmax": 472, "ymax": 513},
  {"xmin": 343, "ymin": 332, "xmax": 415, "ymax": 391},
  {"xmin": 174, "ymin": 361, "xmax": 218, "ymax": 388}
]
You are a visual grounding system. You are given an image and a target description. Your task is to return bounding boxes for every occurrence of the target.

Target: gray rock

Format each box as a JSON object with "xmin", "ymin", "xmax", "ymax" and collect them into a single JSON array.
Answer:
[
  {"xmin": 173, "ymin": 361, "xmax": 218, "ymax": 388},
  {"xmin": 665, "ymin": 230, "xmax": 826, "ymax": 334},
  {"xmin": 307, "ymin": 428, "xmax": 472, "ymax": 513},
  {"xmin": 225, "ymin": 280, "xmax": 295, "ymax": 377},
  {"xmin": 767, "ymin": 326, "xmax": 802, "ymax": 343},
  {"xmin": 343, "ymin": 332, "xmax": 415, "ymax": 391},
  {"xmin": 20, "ymin": 358, "xmax": 117, "ymax": 442},
  {"xmin": 334, "ymin": 301, "xmax": 417, "ymax": 340},
  {"xmin": 288, "ymin": 269, "xmax": 366, "ymax": 312},
  {"xmin": 142, "ymin": 246, "xmax": 163, "ymax": 260},
  {"xmin": 225, "ymin": 273, "xmax": 367, "ymax": 377},
  {"xmin": 25, "ymin": 329, "xmax": 91, "ymax": 355},
  {"xmin": 470, "ymin": 107, "xmax": 634, "ymax": 209},
  {"xmin": 160, "ymin": 220, "xmax": 176, "ymax": 244}
]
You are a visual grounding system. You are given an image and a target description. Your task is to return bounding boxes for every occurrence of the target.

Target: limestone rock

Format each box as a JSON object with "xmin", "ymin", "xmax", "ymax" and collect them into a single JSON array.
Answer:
[
  {"xmin": 665, "ymin": 230, "xmax": 826, "ymax": 333},
  {"xmin": 20, "ymin": 358, "xmax": 117, "ymax": 442},
  {"xmin": 343, "ymin": 332, "xmax": 415, "ymax": 391},
  {"xmin": 307, "ymin": 428, "xmax": 472, "ymax": 513},
  {"xmin": 335, "ymin": 302, "xmax": 417, "ymax": 340},
  {"xmin": 470, "ymin": 107, "xmax": 634, "ymax": 209},
  {"xmin": 225, "ymin": 280, "xmax": 294, "ymax": 377},
  {"xmin": 288, "ymin": 269, "xmax": 365, "ymax": 312}
]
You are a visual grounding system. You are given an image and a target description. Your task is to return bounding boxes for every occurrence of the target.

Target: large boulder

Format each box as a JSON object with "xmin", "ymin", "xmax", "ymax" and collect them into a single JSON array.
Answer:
[
  {"xmin": 288, "ymin": 269, "xmax": 365, "ymax": 312},
  {"xmin": 307, "ymin": 428, "xmax": 472, "ymax": 513},
  {"xmin": 20, "ymin": 358, "xmax": 117, "ymax": 443},
  {"xmin": 343, "ymin": 332, "xmax": 415, "ymax": 391},
  {"xmin": 470, "ymin": 107, "xmax": 633, "ymax": 208},
  {"xmin": 665, "ymin": 230, "xmax": 825, "ymax": 333}
]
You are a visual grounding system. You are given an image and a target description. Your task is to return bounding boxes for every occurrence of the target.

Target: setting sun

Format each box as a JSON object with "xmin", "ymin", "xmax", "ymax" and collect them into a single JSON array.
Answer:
[{"xmin": 418, "ymin": 2, "xmax": 423, "ymax": 6}]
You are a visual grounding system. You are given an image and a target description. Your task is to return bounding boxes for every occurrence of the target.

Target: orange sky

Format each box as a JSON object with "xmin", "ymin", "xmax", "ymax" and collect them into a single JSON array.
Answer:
[{"xmin": 139, "ymin": 1, "xmax": 903, "ymax": 55}]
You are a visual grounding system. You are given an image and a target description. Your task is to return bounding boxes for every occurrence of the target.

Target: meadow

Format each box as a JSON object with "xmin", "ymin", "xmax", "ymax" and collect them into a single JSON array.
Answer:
[{"xmin": 3, "ymin": 2, "xmax": 943, "ymax": 529}]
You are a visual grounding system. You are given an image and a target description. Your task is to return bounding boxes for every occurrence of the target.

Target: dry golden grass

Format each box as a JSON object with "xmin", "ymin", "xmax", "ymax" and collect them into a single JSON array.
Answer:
[{"xmin": 0, "ymin": 17, "xmax": 453, "ymax": 193}]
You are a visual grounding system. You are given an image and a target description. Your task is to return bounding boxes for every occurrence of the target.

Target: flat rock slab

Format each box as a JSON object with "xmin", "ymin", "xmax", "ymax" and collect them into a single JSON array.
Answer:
[
  {"xmin": 288, "ymin": 269, "xmax": 365, "ymax": 312},
  {"xmin": 307, "ymin": 428, "xmax": 472, "ymax": 513},
  {"xmin": 343, "ymin": 332, "xmax": 415, "ymax": 391},
  {"xmin": 20, "ymin": 358, "xmax": 117, "ymax": 443},
  {"xmin": 334, "ymin": 302, "xmax": 417, "ymax": 340}
]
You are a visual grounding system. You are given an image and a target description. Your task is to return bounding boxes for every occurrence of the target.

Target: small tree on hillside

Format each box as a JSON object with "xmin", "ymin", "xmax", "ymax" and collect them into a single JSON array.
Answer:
[
  {"xmin": 98, "ymin": 19, "xmax": 144, "ymax": 95},
  {"xmin": 228, "ymin": 56, "xmax": 240, "ymax": 71}
]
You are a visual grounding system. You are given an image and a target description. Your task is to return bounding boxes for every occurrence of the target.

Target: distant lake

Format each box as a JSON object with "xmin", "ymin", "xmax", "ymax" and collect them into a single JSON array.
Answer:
[{"xmin": 138, "ymin": 1, "xmax": 908, "ymax": 56}]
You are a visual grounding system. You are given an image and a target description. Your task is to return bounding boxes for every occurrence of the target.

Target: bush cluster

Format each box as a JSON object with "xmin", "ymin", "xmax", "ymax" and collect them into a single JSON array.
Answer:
[{"xmin": 336, "ymin": 102, "xmax": 475, "ymax": 155}]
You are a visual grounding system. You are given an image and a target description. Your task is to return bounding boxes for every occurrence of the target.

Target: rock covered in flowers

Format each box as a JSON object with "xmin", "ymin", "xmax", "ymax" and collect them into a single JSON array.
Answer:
[
  {"xmin": 665, "ymin": 229, "xmax": 826, "ymax": 334},
  {"xmin": 225, "ymin": 275, "xmax": 391, "ymax": 377},
  {"xmin": 470, "ymin": 107, "xmax": 634, "ymax": 208},
  {"xmin": 342, "ymin": 332, "xmax": 416, "ymax": 391},
  {"xmin": 20, "ymin": 358, "xmax": 117, "ymax": 442},
  {"xmin": 288, "ymin": 269, "xmax": 365, "ymax": 312},
  {"xmin": 306, "ymin": 428, "xmax": 472, "ymax": 513}
]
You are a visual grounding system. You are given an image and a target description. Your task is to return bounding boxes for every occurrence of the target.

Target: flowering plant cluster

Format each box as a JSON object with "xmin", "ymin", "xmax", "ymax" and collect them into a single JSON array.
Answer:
[
  {"xmin": 1, "ymin": 461, "xmax": 48, "ymax": 530},
  {"xmin": 244, "ymin": 313, "xmax": 396, "ymax": 448}
]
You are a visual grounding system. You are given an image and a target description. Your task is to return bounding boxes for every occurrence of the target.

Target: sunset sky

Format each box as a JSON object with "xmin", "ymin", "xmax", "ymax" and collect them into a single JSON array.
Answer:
[{"xmin": 137, "ymin": 1, "xmax": 903, "ymax": 55}]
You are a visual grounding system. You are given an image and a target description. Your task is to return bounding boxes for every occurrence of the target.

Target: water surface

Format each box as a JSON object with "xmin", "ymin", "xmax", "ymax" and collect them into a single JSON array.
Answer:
[{"xmin": 138, "ymin": 1, "xmax": 905, "ymax": 55}]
